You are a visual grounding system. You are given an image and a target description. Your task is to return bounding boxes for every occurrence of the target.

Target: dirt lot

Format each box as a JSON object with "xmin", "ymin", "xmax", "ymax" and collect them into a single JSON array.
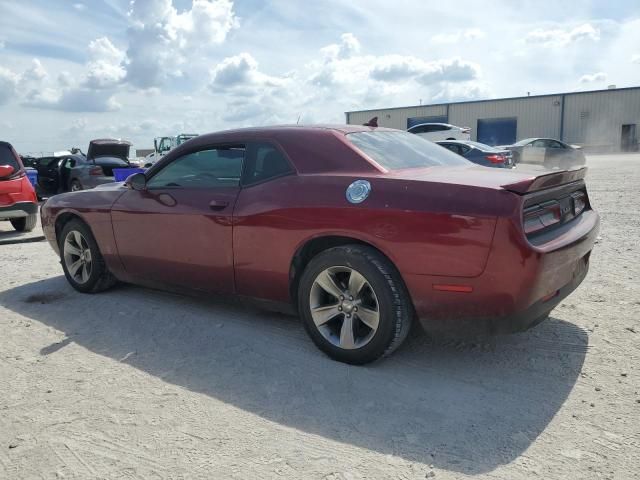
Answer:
[{"xmin": 1, "ymin": 154, "xmax": 639, "ymax": 480}]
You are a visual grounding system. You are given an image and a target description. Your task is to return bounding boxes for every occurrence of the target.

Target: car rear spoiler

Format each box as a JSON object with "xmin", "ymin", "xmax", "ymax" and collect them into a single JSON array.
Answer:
[{"xmin": 501, "ymin": 167, "xmax": 587, "ymax": 194}]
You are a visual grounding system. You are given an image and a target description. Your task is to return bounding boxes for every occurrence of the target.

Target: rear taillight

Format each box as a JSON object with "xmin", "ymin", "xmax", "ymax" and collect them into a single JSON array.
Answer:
[
  {"xmin": 572, "ymin": 191, "xmax": 586, "ymax": 216},
  {"xmin": 485, "ymin": 154, "xmax": 505, "ymax": 164},
  {"xmin": 89, "ymin": 166, "xmax": 104, "ymax": 176},
  {"xmin": 523, "ymin": 201, "xmax": 562, "ymax": 235}
]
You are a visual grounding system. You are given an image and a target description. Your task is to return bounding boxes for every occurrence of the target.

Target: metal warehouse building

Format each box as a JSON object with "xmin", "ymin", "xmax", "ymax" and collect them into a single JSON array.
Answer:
[{"xmin": 346, "ymin": 86, "xmax": 640, "ymax": 152}]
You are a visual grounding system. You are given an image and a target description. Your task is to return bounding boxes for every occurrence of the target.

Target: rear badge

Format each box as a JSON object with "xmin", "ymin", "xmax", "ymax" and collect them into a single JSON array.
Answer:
[{"xmin": 346, "ymin": 180, "xmax": 371, "ymax": 204}]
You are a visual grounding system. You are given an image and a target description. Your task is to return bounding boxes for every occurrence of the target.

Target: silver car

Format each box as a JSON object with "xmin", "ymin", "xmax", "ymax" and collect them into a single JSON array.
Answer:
[{"xmin": 67, "ymin": 139, "xmax": 133, "ymax": 191}]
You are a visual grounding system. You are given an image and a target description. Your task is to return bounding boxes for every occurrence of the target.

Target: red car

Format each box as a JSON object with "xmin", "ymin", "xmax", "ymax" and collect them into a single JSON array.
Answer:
[
  {"xmin": 0, "ymin": 141, "xmax": 38, "ymax": 232},
  {"xmin": 41, "ymin": 126, "xmax": 599, "ymax": 364}
]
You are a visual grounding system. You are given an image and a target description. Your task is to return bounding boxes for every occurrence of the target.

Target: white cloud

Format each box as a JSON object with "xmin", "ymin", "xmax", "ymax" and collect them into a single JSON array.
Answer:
[
  {"xmin": 24, "ymin": 87, "xmax": 121, "ymax": 112},
  {"xmin": 432, "ymin": 28, "xmax": 486, "ymax": 44},
  {"xmin": 210, "ymin": 53, "xmax": 286, "ymax": 90},
  {"xmin": 579, "ymin": 72, "xmax": 607, "ymax": 83},
  {"xmin": 526, "ymin": 23, "xmax": 600, "ymax": 47},
  {"xmin": 0, "ymin": 67, "xmax": 19, "ymax": 105},
  {"xmin": 73, "ymin": 3, "xmax": 86, "ymax": 11},
  {"xmin": 125, "ymin": 0, "xmax": 238, "ymax": 88},
  {"xmin": 84, "ymin": 37, "xmax": 126, "ymax": 89},
  {"xmin": 320, "ymin": 33, "xmax": 361, "ymax": 60},
  {"xmin": 21, "ymin": 59, "xmax": 47, "ymax": 82},
  {"xmin": 632, "ymin": 54, "xmax": 640, "ymax": 64}
]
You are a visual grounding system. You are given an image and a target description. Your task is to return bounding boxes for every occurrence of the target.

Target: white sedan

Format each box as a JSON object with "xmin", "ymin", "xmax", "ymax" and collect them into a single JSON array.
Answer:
[{"xmin": 407, "ymin": 123, "xmax": 471, "ymax": 141}]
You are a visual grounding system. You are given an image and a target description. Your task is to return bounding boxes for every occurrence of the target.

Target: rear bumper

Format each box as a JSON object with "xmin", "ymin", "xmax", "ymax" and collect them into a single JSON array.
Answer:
[
  {"xmin": 0, "ymin": 201, "xmax": 38, "ymax": 220},
  {"xmin": 406, "ymin": 209, "xmax": 599, "ymax": 336},
  {"xmin": 418, "ymin": 254, "xmax": 589, "ymax": 336}
]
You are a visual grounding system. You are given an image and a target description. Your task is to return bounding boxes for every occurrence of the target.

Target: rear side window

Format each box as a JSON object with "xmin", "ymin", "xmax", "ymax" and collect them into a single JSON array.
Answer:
[
  {"xmin": 0, "ymin": 144, "xmax": 20, "ymax": 171},
  {"xmin": 148, "ymin": 146, "xmax": 245, "ymax": 188},
  {"xmin": 243, "ymin": 142, "xmax": 293, "ymax": 186},
  {"xmin": 347, "ymin": 131, "xmax": 468, "ymax": 170}
]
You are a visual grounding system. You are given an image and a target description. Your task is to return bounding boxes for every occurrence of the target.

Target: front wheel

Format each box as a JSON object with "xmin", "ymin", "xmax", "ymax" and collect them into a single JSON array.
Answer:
[
  {"xmin": 59, "ymin": 219, "xmax": 117, "ymax": 293},
  {"xmin": 10, "ymin": 213, "xmax": 37, "ymax": 232},
  {"xmin": 298, "ymin": 245, "xmax": 413, "ymax": 364}
]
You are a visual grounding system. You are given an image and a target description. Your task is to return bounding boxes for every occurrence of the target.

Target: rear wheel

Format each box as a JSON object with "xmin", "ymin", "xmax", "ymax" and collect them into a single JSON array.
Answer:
[
  {"xmin": 10, "ymin": 213, "xmax": 37, "ymax": 232},
  {"xmin": 298, "ymin": 245, "xmax": 413, "ymax": 364},
  {"xmin": 59, "ymin": 219, "xmax": 117, "ymax": 293},
  {"xmin": 70, "ymin": 180, "xmax": 83, "ymax": 192}
]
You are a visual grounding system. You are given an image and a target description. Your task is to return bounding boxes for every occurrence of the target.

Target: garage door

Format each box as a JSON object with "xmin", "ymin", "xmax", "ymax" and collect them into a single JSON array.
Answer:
[
  {"xmin": 407, "ymin": 115, "xmax": 448, "ymax": 129},
  {"xmin": 477, "ymin": 117, "xmax": 517, "ymax": 146}
]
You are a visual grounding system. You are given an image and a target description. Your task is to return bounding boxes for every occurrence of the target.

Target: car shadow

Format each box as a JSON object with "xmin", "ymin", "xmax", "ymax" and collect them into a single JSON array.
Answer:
[{"xmin": 0, "ymin": 276, "xmax": 588, "ymax": 475}]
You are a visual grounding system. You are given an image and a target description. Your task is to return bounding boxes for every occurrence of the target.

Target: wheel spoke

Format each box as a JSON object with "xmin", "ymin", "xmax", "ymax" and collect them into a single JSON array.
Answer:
[
  {"xmin": 315, "ymin": 270, "xmax": 343, "ymax": 299},
  {"xmin": 348, "ymin": 269, "xmax": 367, "ymax": 297},
  {"xmin": 339, "ymin": 316, "xmax": 356, "ymax": 349},
  {"xmin": 73, "ymin": 231, "xmax": 83, "ymax": 248},
  {"xmin": 81, "ymin": 263, "xmax": 90, "ymax": 283},
  {"xmin": 68, "ymin": 258, "xmax": 83, "ymax": 276},
  {"xmin": 64, "ymin": 242, "xmax": 82, "ymax": 256},
  {"xmin": 84, "ymin": 249, "xmax": 92, "ymax": 263},
  {"xmin": 310, "ymin": 304, "xmax": 341, "ymax": 327},
  {"xmin": 356, "ymin": 307, "xmax": 379, "ymax": 330}
]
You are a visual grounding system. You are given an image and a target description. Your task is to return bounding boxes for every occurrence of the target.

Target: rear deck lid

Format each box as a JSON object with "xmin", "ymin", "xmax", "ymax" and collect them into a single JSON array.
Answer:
[{"xmin": 87, "ymin": 139, "xmax": 132, "ymax": 160}]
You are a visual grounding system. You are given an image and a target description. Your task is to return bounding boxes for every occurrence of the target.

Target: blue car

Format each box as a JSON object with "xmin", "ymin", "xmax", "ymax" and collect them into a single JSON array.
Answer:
[{"xmin": 436, "ymin": 140, "xmax": 514, "ymax": 168}]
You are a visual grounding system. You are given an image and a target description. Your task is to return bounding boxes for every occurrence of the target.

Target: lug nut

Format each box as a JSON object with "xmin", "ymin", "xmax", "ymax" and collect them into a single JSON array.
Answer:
[
  {"xmin": 349, "ymin": 296, "xmax": 354, "ymax": 301},
  {"xmin": 338, "ymin": 306, "xmax": 342, "ymax": 311},
  {"xmin": 354, "ymin": 307, "xmax": 358, "ymax": 311},
  {"xmin": 346, "ymin": 314, "xmax": 351, "ymax": 318},
  {"xmin": 340, "ymin": 295, "xmax": 344, "ymax": 300}
]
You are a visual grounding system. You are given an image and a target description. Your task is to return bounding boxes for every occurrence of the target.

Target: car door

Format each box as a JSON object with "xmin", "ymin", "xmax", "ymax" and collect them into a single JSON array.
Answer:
[
  {"xmin": 521, "ymin": 140, "xmax": 546, "ymax": 165},
  {"xmin": 543, "ymin": 140, "xmax": 569, "ymax": 168},
  {"xmin": 35, "ymin": 157, "xmax": 60, "ymax": 194},
  {"xmin": 110, "ymin": 144, "xmax": 245, "ymax": 293}
]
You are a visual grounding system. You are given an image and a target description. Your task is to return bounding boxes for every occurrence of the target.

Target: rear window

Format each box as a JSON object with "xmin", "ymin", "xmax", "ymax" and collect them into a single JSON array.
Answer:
[
  {"xmin": 94, "ymin": 156, "xmax": 129, "ymax": 166},
  {"xmin": 0, "ymin": 144, "xmax": 21, "ymax": 171},
  {"xmin": 347, "ymin": 131, "xmax": 469, "ymax": 170}
]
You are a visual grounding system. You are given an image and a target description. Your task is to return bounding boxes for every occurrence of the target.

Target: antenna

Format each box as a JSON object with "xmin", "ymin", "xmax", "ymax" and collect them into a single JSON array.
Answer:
[{"xmin": 296, "ymin": 114, "xmax": 301, "ymax": 125}]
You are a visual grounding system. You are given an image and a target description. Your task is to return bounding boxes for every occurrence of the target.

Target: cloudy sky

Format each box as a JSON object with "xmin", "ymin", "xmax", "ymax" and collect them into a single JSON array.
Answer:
[{"xmin": 1, "ymin": 0, "xmax": 639, "ymax": 154}]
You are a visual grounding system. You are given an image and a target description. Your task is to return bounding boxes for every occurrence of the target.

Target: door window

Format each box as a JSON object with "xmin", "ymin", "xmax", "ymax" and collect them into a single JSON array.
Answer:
[
  {"xmin": 242, "ymin": 143, "xmax": 293, "ymax": 186},
  {"xmin": 147, "ymin": 146, "xmax": 245, "ymax": 189},
  {"xmin": 532, "ymin": 139, "xmax": 547, "ymax": 148}
]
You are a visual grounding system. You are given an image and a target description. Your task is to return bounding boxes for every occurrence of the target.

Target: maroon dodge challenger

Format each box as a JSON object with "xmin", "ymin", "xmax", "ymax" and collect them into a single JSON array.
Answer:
[{"xmin": 41, "ymin": 125, "xmax": 599, "ymax": 364}]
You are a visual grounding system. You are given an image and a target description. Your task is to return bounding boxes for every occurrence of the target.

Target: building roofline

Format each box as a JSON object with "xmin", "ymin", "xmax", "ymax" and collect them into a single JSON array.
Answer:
[{"xmin": 345, "ymin": 85, "xmax": 640, "ymax": 115}]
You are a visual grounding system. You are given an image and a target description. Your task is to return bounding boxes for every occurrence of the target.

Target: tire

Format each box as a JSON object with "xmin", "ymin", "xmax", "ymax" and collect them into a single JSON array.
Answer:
[
  {"xmin": 298, "ymin": 245, "xmax": 413, "ymax": 365},
  {"xmin": 70, "ymin": 180, "xmax": 83, "ymax": 192},
  {"xmin": 59, "ymin": 219, "xmax": 117, "ymax": 293},
  {"xmin": 10, "ymin": 213, "xmax": 38, "ymax": 232}
]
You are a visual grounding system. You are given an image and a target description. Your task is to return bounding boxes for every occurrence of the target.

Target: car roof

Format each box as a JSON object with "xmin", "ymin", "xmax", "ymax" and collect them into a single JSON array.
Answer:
[{"xmin": 158, "ymin": 125, "xmax": 400, "ymax": 175}]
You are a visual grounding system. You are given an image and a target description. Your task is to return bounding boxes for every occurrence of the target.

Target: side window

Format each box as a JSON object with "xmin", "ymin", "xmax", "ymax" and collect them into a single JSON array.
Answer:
[
  {"xmin": 147, "ymin": 146, "xmax": 245, "ymax": 189},
  {"xmin": 459, "ymin": 145, "xmax": 471, "ymax": 154},
  {"xmin": 547, "ymin": 140, "xmax": 564, "ymax": 149},
  {"xmin": 409, "ymin": 125, "xmax": 427, "ymax": 134},
  {"xmin": 532, "ymin": 139, "xmax": 546, "ymax": 148},
  {"xmin": 243, "ymin": 142, "xmax": 293, "ymax": 186},
  {"xmin": 441, "ymin": 143, "xmax": 459, "ymax": 154}
]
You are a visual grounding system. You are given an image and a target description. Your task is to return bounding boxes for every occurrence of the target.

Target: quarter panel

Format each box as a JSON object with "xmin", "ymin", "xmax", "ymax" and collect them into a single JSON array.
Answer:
[{"xmin": 233, "ymin": 174, "xmax": 502, "ymax": 303}]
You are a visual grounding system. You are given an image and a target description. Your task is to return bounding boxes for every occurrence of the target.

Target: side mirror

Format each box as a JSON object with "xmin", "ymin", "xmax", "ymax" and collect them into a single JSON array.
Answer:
[
  {"xmin": 125, "ymin": 172, "xmax": 147, "ymax": 191},
  {"xmin": 0, "ymin": 164, "xmax": 16, "ymax": 178}
]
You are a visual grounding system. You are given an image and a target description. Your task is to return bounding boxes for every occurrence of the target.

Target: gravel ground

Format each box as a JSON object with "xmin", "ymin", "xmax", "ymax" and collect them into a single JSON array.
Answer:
[{"xmin": 1, "ymin": 154, "xmax": 638, "ymax": 480}]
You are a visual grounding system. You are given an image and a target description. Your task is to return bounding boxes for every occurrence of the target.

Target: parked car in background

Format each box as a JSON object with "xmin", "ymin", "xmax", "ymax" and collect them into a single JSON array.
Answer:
[
  {"xmin": 407, "ymin": 123, "xmax": 471, "ymax": 141},
  {"xmin": 0, "ymin": 141, "xmax": 38, "ymax": 231},
  {"xmin": 41, "ymin": 125, "xmax": 598, "ymax": 365},
  {"xmin": 499, "ymin": 138, "xmax": 585, "ymax": 169},
  {"xmin": 436, "ymin": 140, "xmax": 514, "ymax": 168},
  {"xmin": 32, "ymin": 153, "xmax": 86, "ymax": 197},
  {"xmin": 67, "ymin": 139, "xmax": 133, "ymax": 191}
]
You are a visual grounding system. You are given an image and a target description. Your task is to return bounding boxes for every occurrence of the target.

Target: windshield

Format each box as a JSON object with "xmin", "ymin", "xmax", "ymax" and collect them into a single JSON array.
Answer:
[
  {"xmin": 347, "ymin": 131, "xmax": 469, "ymax": 170},
  {"xmin": 513, "ymin": 138, "xmax": 536, "ymax": 146}
]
